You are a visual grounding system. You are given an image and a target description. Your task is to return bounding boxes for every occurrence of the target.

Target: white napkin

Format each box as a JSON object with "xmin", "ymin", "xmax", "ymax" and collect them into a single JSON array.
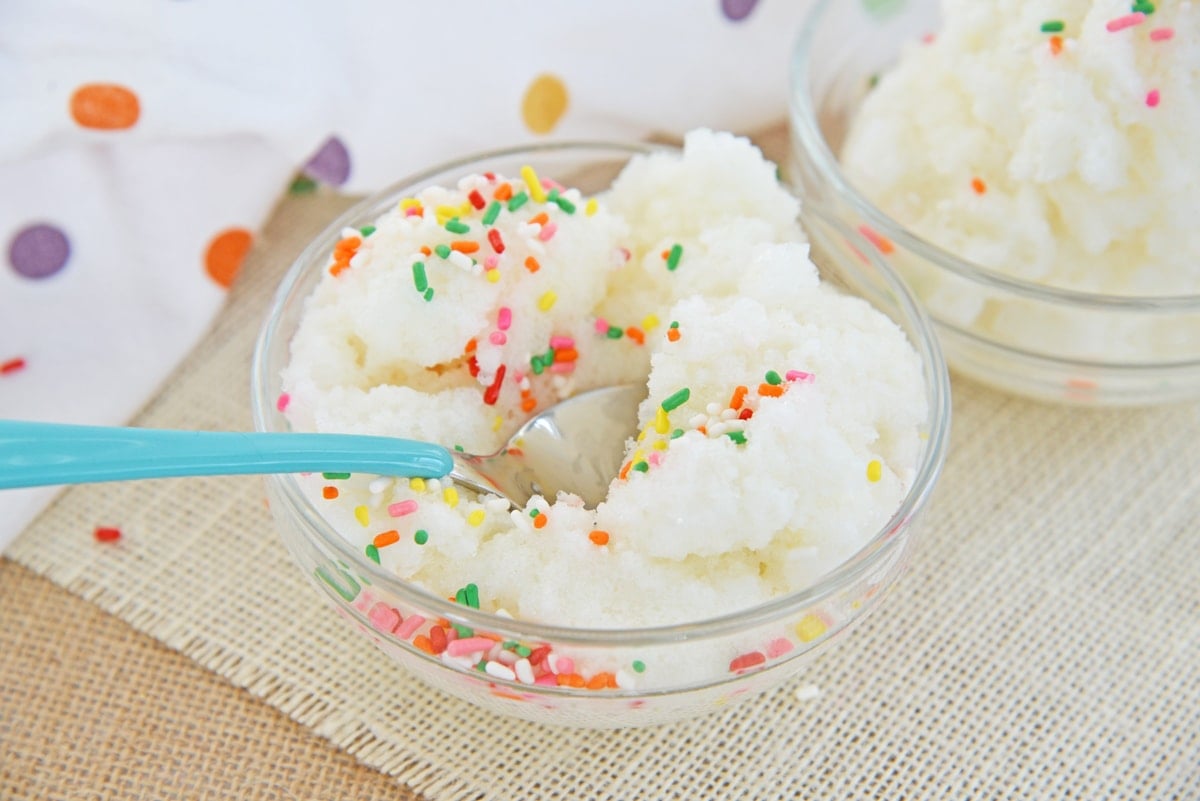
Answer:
[{"xmin": 0, "ymin": 0, "xmax": 813, "ymax": 548}]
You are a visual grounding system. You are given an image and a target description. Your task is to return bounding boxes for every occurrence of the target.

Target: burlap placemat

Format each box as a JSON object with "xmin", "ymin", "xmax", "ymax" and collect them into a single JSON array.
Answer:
[{"xmin": 6, "ymin": 151, "xmax": 1200, "ymax": 799}]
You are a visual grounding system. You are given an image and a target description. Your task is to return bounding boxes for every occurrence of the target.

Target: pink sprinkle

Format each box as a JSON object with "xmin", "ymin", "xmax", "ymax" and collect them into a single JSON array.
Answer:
[
  {"xmin": 497, "ymin": 306, "xmax": 512, "ymax": 331},
  {"xmin": 447, "ymin": 636, "xmax": 495, "ymax": 657},
  {"xmin": 537, "ymin": 221, "xmax": 558, "ymax": 242},
  {"xmin": 1106, "ymin": 12, "xmax": 1145, "ymax": 32},
  {"xmin": 594, "ymin": 317, "xmax": 609, "ymax": 334},
  {"xmin": 543, "ymin": 177, "xmax": 564, "ymax": 190},
  {"xmin": 619, "ymin": 247, "xmax": 631, "ymax": 262},
  {"xmin": 549, "ymin": 335, "xmax": 575, "ymax": 349},
  {"xmin": 766, "ymin": 637, "xmax": 794, "ymax": 658},
  {"xmin": 276, "ymin": 392, "xmax": 290, "ymax": 412},
  {"xmin": 387, "ymin": 500, "xmax": 418, "ymax": 517},
  {"xmin": 484, "ymin": 255, "xmax": 499, "ymax": 269},
  {"xmin": 404, "ymin": 206, "xmax": 421, "ymax": 217},
  {"xmin": 489, "ymin": 331, "xmax": 507, "ymax": 345},
  {"xmin": 368, "ymin": 602, "xmax": 401, "ymax": 633},
  {"xmin": 394, "ymin": 614, "xmax": 425, "ymax": 640},
  {"xmin": 534, "ymin": 673, "xmax": 559, "ymax": 687},
  {"xmin": 1146, "ymin": 89, "xmax": 1161, "ymax": 108},
  {"xmin": 785, "ymin": 370, "xmax": 815, "ymax": 384},
  {"xmin": 648, "ymin": 451, "xmax": 664, "ymax": 467},
  {"xmin": 729, "ymin": 651, "xmax": 767, "ymax": 673},
  {"xmin": 1150, "ymin": 27, "xmax": 1175, "ymax": 42},
  {"xmin": 553, "ymin": 656, "xmax": 574, "ymax": 675},
  {"xmin": 549, "ymin": 362, "xmax": 574, "ymax": 374}
]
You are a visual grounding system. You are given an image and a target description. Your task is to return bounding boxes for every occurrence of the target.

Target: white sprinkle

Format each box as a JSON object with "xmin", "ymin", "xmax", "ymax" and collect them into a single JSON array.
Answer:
[
  {"xmin": 721, "ymin": 408, "xmax": 738, "ymax": 421},
  {"xmin": 793, "ymin": 683, "xmax": 822, "ymax": 702},
  {"xmin": 494, "ymin": 648, "xmax": 519, "ymax": 666},
  {"xmin": 494, "ymin": 608, "xmax": 514, "ymax": 619},
  {"xmin": 485, "ymin": 661, "xmax": 517, "ymax": 681},
  {"xmin": 689, "ymin": 413, "xmax": 708, "ymax": 428},
  {"xmin": 615, "ymin": 669, "xmax": 636, "ymax": 690},
  {"xmin": 705, "ymin": 402, "xmax": 722, "ymax": 416},
  {"xmin": 368, "ymin": 477, "xmax": 393, "ymax": 495},
  {"xmin": 485, "ymin": 496, "xmax": 511, "ymax": 513},
  {"xmin": 448, "ymin": 250, "xmax": 474, "ymax": 271},
  {"xmin": 515, "ymin": 658, "xmax": 535, "ymax": 684}
]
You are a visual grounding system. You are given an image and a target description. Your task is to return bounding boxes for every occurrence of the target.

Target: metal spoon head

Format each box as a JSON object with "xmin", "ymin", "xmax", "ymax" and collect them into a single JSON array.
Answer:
[{"xmin": 449, "ymin": 383, "xmax": 644, "ymax": 508}]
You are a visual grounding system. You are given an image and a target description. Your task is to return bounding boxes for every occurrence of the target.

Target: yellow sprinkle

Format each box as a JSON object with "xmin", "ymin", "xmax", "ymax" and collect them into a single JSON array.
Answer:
[
  {"xmin": 654, "ymin": 407, "xmax": 670, "ymax": 435},
  {"xmin": 652, "ymin": 440, "xmax": 668, "ymax": 451},
  {"xmin": 795, "ymin": 614, "xmax": 828, "ymax": 643},
  {"xmin": 435, "ymin": 204, "xmax": 460, "ymax": 224},
  {"xmin": 641, "ymin": 314, "xmax": 660, "ymax": 331},
  {"xmin": 399, "ymin": 198, "xmax": 420, "ymax": 211},
  {"xmin": 537, "ymin": 291, "xmax": 557, "ymax": 312},
  {"xmin": 520, "ymin": 165, "xmax": 548, "ymax": 203},
  {"xmin": 585, "ymin": 198, "xmax": 598, "ymax": 216},
  {"xmin": 443, "ymin": 486, "xmax": 459, "ymax": 508},
  {"xmin": 492, "ymin": 415, "xmax": 504, "ymax": 432},
  {"xmin": 866, "ymin": 459, "xmax": 883, "ymax": 483},
  {"xmin": 637, "ymin": 428, "xmax": 648, "ymax": 442},
  {"xmin": 467, "ymin": 509, "xmax": 486, "ymax": 527},
  {"xmin": 486, "ymin": 268, "xmax": 501, "ymax": 283},
  {"xmin": 354, "ymin": 505, "xmax": 370, "ymax": 527},
  {"xmin": 631, "ymin": 449, "xmax": 645, "ymax": 464},
  {"xmin": 459, "ymin": 201, "xmax": 473, "ymax": 216},
  {"xmin": 409, "ymin": 477, "xmax": 426, "ymax": 492}
]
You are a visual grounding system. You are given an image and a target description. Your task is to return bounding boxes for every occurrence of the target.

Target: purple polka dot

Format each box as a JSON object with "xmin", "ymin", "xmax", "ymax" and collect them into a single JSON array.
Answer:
[
  {"xmin": 721, "ymin": 0, "xmax": 759, "ymax": 21},
  {"xmin": 9, "ymin": 224, "xmax": 71, "ymax": 280},
  {"xmin": 303, "ymin": 136, "xmax": 351, "ymax": 186}
]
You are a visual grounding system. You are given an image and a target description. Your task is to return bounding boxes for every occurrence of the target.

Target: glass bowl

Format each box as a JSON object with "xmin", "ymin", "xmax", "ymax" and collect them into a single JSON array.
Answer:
[
  {"xmin": 789, "ymin": 0, "xmax": 1200, "ymax": 406},
  {"xmin": 251, "ymin": 142, "xmax": 951, "ymax": 728}
]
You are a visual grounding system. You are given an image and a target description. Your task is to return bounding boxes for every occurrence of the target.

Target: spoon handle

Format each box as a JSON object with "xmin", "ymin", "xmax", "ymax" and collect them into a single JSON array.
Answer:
[{"xmin": 0, "ymin": 420, "xmax": 453, "ymax": 489}]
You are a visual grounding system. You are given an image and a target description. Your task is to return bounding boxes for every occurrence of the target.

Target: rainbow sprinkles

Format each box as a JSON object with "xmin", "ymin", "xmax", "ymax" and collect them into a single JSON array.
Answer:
[{"xmin": 279, "ymin": 129, "xmax": 928, "ymax": 691}]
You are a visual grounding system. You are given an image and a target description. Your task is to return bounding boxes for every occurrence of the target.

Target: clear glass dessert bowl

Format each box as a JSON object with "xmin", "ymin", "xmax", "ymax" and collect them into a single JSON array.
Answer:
[
  {"xmin": 251, "ymin": 142, "xmax": 951, "ymax": 728},
  {"xmin": 789, "ymin": 0, "xmax": 1200, "ymax": 406}
]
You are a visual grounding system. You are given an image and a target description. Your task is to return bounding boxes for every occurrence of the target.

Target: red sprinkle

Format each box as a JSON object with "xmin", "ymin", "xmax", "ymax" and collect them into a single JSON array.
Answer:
[
  {"xmin": 430, "ymin": 625, "xmax": 448, "ymax": 655},
  {"xmin": 483, "ymin": 364, "xmax": 507, "ymax": 405},
  {"xmin": 487, "ymin": 228, "xmax": 505, "ymax": 253},
  {"xmin": 0, "ymin": 357, "xmax": 26, "ymax": 375},
  {"xmin": 94, "ymin": 526, "xmax": 121, "ymax": 543},
  {"xmin": 467, "ymin": 189, "xmax": 486, "ymax": 210},
  {"xmin": 528, "ymin": 646, "xmax": 551, "ymax": 667},
  {"xmin": 729, "ymin": 651, "xmax": 766, "ymax": 673}
]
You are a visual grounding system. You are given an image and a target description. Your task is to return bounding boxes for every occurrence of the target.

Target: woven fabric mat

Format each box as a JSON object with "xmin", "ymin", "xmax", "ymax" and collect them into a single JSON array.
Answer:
[{"xmin": 7, "ymin": 164, "xmax": 1200, "ymax": 800}]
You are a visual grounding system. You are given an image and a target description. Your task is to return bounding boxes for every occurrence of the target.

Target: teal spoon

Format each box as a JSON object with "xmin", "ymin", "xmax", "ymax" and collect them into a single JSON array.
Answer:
[{"xmin": 0, "ymin": 384, "xmax": 643, "ymax": 507}]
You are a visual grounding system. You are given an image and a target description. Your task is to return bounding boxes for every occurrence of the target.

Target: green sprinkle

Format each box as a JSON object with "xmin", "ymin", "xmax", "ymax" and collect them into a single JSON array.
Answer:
[
  {"xmin": 476, "ymin": 660, "xmax": 487, "ymax": 672},
  {"xmin": 445, "ymin": 218, "xmax": 470, "ymax": 234},
  {"xmin": 529, "ymin": 508, "xmax": 541, "ymax": 519},
  {"xmin": 502, "ymin": 640, "xmax": 518, "ymax": 650},
  {"xmin": 666, "ymin": 243, "xmax": 683, "ymax": 271},
  {"xmin": 633, "ymin": 461, "xmax": 649, "ymax": 472},
  {"xmin": 552, "ymin": 194, "xmax": 576, "ymax": 214},
  {"xmin": 507, "ymin": 191, "xmax": 529, "ymax": 212},
  {"xmin": 530, "ymin": 355, "xmax": 545, "ymax": 375},
  {"xmin": 321, "ymin": 472, "xmax": 351, "ymax": 480},
  {"xmin": 412, "ymin": 261, "xmax": 428, "ymax": 292},
  {"xmin": 868, "ymin": 73, "xmax": 880, "ymax": 89},
  {"xmin": 465, "ymin": 583, "xmax": 479, "ymax": 609},
  {"xmin": 1131, "ymin": 2, "xmax": 1154, "ymax": 14},
  {"xmin": 288, "ymin": 176, "xmax": 317, "ymax": 195},
  {"xmin": 765, "ymin": 370, "xmax": 783, "ymax": 386},
  {"xmin": 453, "ymin": 623, "xmax": 474, "ymax": 639},
  {"xmin": 455, "ymin": 587, "xmax": 468, "ymax": 605},
  {"xmin": 632, "ymin": 660, "xmax": 646, "ymax": 673},
  {"xmin": 359, "ymin": 225, "xmax": 376, "ymax": 237},
  {"xmin": 434, "ymin": 244, "xmax": 452, "ymax": 259},
  {"xmin": 515, "ymin": 645, "xmax": 532, "ymax": 658},
  {"xmin": 454, "ymin": 444, "xmax": 465, "ymax": 452},
  {"xmin": 669, "ymin": 321, "xmax": 680, "ymax": 329},
  {"xmin": 727, "ymin": 431, "xmax": 747, "ymax": 445},
  {"xmin": 670, "ymin": 428, "xmax": 685, "ymax": 439},
  {"xmin": 482, "ymin": 201, "xmax": 502, "ymax": 226},
  {"xmin": 423, "ymin": 287, "xmax": 434, "ymax": 302},
  {"xmin": 606, "ymin": 326, "xmax": 624, "ymax": 339},
  {"xmin": 365, "ymin": 544, "xmax": 380, "ymax": 564},
  {"xmin": 1040, "ymin": 19, "xmax": 1064, "ymax": 32},
  {"xmin": 314, "ymin": 566, "xmax": 360, "ymax": 602},
  {"xmin": 661, "ymin": 387, "xmax": 691, "ymax": 412},
  {"xmin": 414, "ymin": 529, "xmax": 428, "ymax": 545}
]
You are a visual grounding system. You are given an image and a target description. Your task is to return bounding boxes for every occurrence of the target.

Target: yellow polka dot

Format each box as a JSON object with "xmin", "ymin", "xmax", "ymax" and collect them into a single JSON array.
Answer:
[
  {"xmin": 866, "ymin": 459, "xmax": 883, "ymax": 483},
  {"xmin": 354, "ymin": 505, "xmax": 370, "ymax": 527},
  {"xmin": 521, "ymin": 73, "xmax": 569, "ymax": 135}
]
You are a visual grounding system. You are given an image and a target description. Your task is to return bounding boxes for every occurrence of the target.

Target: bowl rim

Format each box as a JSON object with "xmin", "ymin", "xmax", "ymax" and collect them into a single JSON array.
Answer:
[
  {"xmin": 790, "ymin": 0, "xmax": 1200, "ymax": 312},
  {"xmin": 251, "ymin": 138, "xmax": 952, "ymax": 647}
]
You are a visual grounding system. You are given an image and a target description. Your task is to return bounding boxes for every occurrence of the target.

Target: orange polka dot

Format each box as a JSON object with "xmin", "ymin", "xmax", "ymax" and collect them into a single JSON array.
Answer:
[
  {"xmin": 70, "ymin": 83, "xmax": 140, "ymax": 130},
  {"xmin": 521, "ymin": 74, "xmax": 569, "ymax": 135},
  {"xmin": 204, "ymin": 228, "xmax": 253, "ymax": 289}
]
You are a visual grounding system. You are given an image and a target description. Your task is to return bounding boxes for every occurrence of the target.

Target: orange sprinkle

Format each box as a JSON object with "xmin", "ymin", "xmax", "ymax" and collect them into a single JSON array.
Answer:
[
  {"xmin": 586, "ymin": 673, "xmax": 611, "ymax": 690},
  {"xmin": 696, "ymin": 425, "xmax": 707, "ymax": 436},
  {"xmin": 660, "ymin": 249, "xmax": 671, "ymax": 259},
  {"xmin": 413, "ymin": 635, "xmax": 435, "ymax": 654},
  {"xmin": 420, "ymin": 245, "xmax": 432, "ymax": 256},
  {"xmin": 334, "ymin": 235, "xmax": 361, "ymax": 254},
  {"xmin": 477, "ymin": 631, "xmax": 505, "ymax": 642},
  {"xmin": 1067, "ymin": 377, "xmax": 1098, "ymax": 391},
  {"xmin": 666, "ymin": 328, "xmax": 681, "ymax": 342},
  {"xmin": 328, "ymin": 261, "xmax": 349, "ymax": 277},
  {"xmin": 557, "ymin": 673, "xmax": 586, "ymax": 688},
  {"xmin": 555, "ymin": 348, "xmax": 579, "ymax": 363},
  {"xmin": 729, "ymin": 385, "xmax": 749, "ymax": 410},
  {"xmin": 322, "ymin": 486, "xmax": 339, "ymax": 499},
  {"xmin": 490, "ymin": 688, "xmax": 525, "ymax": 702},
  {"xmin": 529, "ymin": 212, "xmax": 549, "ymax": 226},
  {"xmin": 858, "ymin": 224, "xmax": 896, "ymax": 255},
  {"xmin": 521, "ymin": 397, "xmax": 537, "ymax": 413},
  {"xmin": 588, "ymin": 530, "xmax": 610, "ymax": 546},
  {"xmin": 625, "ymin": 327, "xmax": 645, "ymax": 345},
  {"xmin": 464, "ymin": 337, "xmax": 478, "ymax": 353},
  {"xmin": 494, "ymin": 183, "xmax": 513, "ymax": 201},
  {"xmin": 619, "ymin": 461, "xmax": 633, "ymax": 480},
  {"xmin": 1049, "ymin": 35, "xmax": 1063, "ymax": 55},
  {"xmin": 971, "ymin": 177, "xmax": 987, "ymax": 195},
  {"xmin": 70, "ymin": 83, "xmax": 141, "ymax": 130},
  {"xmin": 524, "ymin": 256, "xmax": 541, "ymax": 273},
  {"xmin": 373, "ymin": 530, "xmax": 400, "ymax": 548},
  {"xmin": 451, "ymin": 240, "xmax": 480, "ymax": 254},
  {"xmin": 758, "ymin": 383, "xmax": 784, "ymax": 398},
  {"xmin": 533, "ymin": 513, "xmax": 548, "ymax": 529}
]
